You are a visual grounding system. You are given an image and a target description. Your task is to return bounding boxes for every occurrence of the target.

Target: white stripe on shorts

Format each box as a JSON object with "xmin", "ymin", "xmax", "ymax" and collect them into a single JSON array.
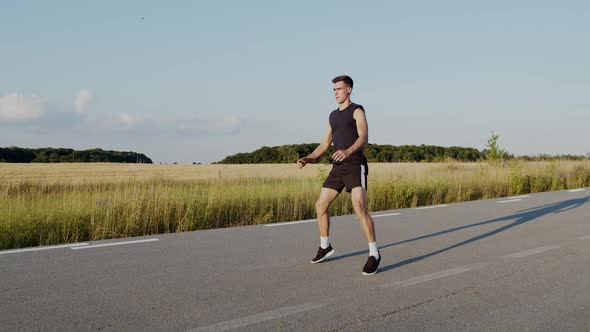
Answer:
[{"xmin": 361, "ymin": 164, "xmax": 366, "ymax": 189}]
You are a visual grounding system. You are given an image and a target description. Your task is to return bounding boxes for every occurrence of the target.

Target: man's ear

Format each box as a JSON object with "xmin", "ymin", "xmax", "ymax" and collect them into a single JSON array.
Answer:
[{"xmin": 347, "ymin": 87, "xmax": 352, "ymax": 93}]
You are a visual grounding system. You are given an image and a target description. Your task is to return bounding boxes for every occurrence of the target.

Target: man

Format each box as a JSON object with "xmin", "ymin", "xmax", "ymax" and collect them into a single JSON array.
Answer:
[{"xmin": 297, "ymin": 75, "xmax": 380, "ymax": 275}]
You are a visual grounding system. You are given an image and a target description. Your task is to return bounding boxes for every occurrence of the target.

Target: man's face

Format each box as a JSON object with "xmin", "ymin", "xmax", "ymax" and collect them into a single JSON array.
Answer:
[{"xmin": 333, "ymin": 81, "xmax": 352, "ymax": 104}]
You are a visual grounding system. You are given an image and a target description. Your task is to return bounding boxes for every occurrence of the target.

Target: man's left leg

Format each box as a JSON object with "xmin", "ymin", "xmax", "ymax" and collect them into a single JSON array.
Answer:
[
  {"xmin": 351, "ymin": 186, "xmax": 381, "ymax": 275},
  {"xmin": 351, "ymin": 187, "xmax": 376, "ymax": 242}
]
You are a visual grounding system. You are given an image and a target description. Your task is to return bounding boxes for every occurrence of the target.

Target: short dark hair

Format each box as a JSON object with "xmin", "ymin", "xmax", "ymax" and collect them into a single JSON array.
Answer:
[{"xmin": 332, "ymin": 75, "xmax": 353, "ymax": 89}]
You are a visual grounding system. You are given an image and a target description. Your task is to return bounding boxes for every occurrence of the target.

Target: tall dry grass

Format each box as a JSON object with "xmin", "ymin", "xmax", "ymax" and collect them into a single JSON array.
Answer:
[{"xmin": 0, "ymin": 160, "xmax": 588, "ymax": 250}]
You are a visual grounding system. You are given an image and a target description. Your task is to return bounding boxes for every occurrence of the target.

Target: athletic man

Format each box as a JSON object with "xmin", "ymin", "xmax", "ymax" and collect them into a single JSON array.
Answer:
[{"xmin": 297, "ymin": 75, "xmax": 380, "ymax": 275}]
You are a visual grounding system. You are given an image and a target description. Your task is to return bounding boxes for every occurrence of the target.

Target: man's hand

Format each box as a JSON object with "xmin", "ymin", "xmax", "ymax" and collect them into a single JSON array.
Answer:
[
  {"xmin": 297, "ymin": 157, "xmax": 313, "ymax": 168},
  {"xmin": 332, "ymin": 150, "xmax": 350, "ymax": 163}
]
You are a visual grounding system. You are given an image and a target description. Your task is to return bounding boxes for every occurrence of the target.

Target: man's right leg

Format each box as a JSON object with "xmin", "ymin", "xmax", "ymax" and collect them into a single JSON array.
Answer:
[
  {"xmin": 315, "ymin": 187, "xmax": 340, "ymax": 237},
  {"xmin": 311, "ymin": 187, "xmax": 340, "ymax": 263}
]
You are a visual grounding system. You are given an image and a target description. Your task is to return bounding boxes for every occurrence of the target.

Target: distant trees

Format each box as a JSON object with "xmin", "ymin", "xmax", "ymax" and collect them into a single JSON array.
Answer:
[
  {"xmin": 0, "ymin": 147, "xmax": 153, "ymax": 163},
  {"xmin": 518, "ymin": 154, "xmax": 588, "ymax": 161},
  {"xmin": 215, "ymin": 143, "xmax": 484, "ymax": 164},
  {"xmin": 216, "ymin": 142, "xmax": 589, "ymax": 164},
  {"xmin": 217, "ymin": 143, "xmax": 327, "ymax": 164},
  {"xmin": 0, "ymin": 147, "xmax": 35, "ymax": 163},
  {"xmin": 483, "ymin": 131, "xmax": 511, "ymax": 163}
]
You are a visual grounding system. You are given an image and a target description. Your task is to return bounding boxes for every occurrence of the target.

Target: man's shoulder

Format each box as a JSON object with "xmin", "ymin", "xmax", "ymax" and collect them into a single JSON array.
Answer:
[{"xmin": 352, "ymin": 104, "xmax": 365, "ymax": 118}]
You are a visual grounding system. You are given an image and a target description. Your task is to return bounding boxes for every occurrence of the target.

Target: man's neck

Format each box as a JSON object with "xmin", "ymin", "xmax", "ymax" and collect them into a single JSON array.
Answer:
[{"xmin": 338, "ymin": 99, "xmax": 352, "ymax": 110}]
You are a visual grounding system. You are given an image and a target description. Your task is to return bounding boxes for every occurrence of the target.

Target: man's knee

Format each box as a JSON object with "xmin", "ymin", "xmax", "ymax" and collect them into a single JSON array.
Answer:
[
  {"xmin": 352, "ymin": 199, "xmax": 366, "ymax": 214},
  {"xmin": 315, "ymin": 199, "xmax": 330, "ymax": 213}
]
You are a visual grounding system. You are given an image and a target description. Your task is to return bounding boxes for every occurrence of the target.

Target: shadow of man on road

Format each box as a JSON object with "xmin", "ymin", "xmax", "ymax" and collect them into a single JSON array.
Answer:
[{"xmin": 328, "ymin": 195, "xmax": 589, "ymax": 274}]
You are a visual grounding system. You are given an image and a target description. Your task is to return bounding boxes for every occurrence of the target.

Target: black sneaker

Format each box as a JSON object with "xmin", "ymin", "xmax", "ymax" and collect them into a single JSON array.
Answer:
[
  {"xmin": 362, "ymin": 251, "xmax": 381, "ymax": 275},
  {"xmin": 310, "ymin": 245, "xmax": 335, "ymax": 263}
]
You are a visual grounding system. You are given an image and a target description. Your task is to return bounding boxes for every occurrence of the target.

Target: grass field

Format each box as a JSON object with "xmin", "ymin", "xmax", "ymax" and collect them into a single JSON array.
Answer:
[{"xmin": 1, "ymin": 160, "xmax": 589, "ymax": 250}]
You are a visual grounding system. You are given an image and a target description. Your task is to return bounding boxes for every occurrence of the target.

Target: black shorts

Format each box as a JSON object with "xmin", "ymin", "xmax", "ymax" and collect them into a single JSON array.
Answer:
[{"xmin": 322, "ymin": 160, "xmax": 368, "ymax": 193}]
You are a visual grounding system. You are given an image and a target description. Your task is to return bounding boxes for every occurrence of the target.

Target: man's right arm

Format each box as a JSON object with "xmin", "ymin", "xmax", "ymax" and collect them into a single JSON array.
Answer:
[
  {"xmin": 297, "ymin": 124, "xmax": 332, "ymax": 167},
  {"xmin": 306, "ymin": 124, "xmax": 332, "ymax": 161}
]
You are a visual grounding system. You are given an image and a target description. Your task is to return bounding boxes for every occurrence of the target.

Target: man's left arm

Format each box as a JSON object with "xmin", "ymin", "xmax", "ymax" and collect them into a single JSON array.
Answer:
[{"xmin": 345, "ymin": 107, "xmax": 368, "ymax": 157}]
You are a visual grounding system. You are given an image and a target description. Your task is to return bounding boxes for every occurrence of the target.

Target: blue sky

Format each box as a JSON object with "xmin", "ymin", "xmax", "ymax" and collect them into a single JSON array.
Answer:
[{"xmin": 1, "ymin": 1, "xmax": 589, "ymax": 163}]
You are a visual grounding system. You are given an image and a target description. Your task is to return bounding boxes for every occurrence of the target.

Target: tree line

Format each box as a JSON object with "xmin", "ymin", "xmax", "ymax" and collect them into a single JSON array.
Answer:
[
  {"xmin": 216, "ymin": 143, "xmax": 589, "ymax": 164},
  {"xmin": 216, "ymin": 143, "xmax": 483, "ymax": 164},
  {"xmin": 0, "ymin": 147, "xmax": 153, "ymax": 163}
]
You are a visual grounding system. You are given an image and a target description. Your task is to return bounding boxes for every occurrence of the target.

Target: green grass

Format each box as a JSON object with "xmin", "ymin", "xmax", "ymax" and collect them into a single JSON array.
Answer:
[{"xmin": 1, "ymin": 160, "xmax": 589, "ymax": 250}]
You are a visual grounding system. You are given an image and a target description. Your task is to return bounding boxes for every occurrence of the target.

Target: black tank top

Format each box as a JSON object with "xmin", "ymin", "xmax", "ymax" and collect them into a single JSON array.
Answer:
[{"xmin": 329, "ymin": 102, "xmax": 366, "ymax": 164}]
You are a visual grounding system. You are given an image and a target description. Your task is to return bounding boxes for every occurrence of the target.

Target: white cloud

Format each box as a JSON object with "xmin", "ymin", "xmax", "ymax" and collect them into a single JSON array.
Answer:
[
  {"xmin": 210, "ymin": 115, "xmax": 242, "ymax": 134},
  {"xmin": 112, "ymin": 114, "xmax": 242, "ymax": 135},
  {"xmin": 174, "ymin": 115, "xmax": 243, "ymax": 135},
  {"xmin": 0, "ymin": 93, "xmax": 243, "ymax": 137},
  {"xmin": 119, "ymin": 113, "xmax": 138, "ymax": 127},
  {"xmin": 74, "ymin": 89, "xmax": 92, "ymax": 113},
  {"xmin": 0, "ymin": 93, "xmax": 44, "ymax": 121}
]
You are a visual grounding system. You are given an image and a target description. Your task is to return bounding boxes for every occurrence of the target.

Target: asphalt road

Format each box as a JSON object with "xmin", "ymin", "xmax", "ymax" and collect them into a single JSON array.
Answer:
[{"xmin": 1, "ymin": 188, "xmax": 589, "ymax": 331}]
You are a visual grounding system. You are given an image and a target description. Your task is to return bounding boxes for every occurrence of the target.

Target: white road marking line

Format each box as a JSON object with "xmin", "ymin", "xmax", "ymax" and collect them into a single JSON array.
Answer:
[
  {"xmin": 70, "ymin": 238, "xmax": 159, "ymax": 250},
  {"xmin": 264, "ymin": 219, "xmax": 316, "ymax": 227},
  {"xmin": 386, "ymin": 266, "xmax": 473, "ymax": 288},
  {"xmin": 372, "ymin": 212, "xmax": 402, "ymax": 218},
  {"xmin": 188, "ymin": 303, "xmax": 324, "ymax": 332},
  {"xmin": 415, "ymin": 204, "xmax": 449, "ymax": 210},
  {"xmin": 507, "ymin": 195, "xmax": 530, "ymax": 199},
  {"xmin": 568, "ymin": 188, "xmax": 586, "ymax": 193},
  {"xmin": 467, "ymin": 262, "xmax": 488, "ymax": 270},
  {"xmin": 0, "ymin": 243, "xmax": 88, "ymax": 255},
  {"xmin": 578, "ymin": 234, "xmax": 590, "ymax": 240},
  {"xmin": 355, "ymin": 212, "xmax": 402, "ymax": 219},
  {"xmin": 505, "ymin": 245, "xmax": 560, "ymax": 259},
  {"xmin": 497, "ymin": 198, "xmax": 522, "ymax": 204}
]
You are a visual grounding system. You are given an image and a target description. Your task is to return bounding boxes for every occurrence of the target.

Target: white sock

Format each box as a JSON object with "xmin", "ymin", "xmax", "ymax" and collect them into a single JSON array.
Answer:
[
  {"xmin": 320, "ymin": 236, "xmax": 330, "ymax": 249},
  {"xmin": 368, "ymin": 242, "xmax": 379, "ymax": 259}
]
